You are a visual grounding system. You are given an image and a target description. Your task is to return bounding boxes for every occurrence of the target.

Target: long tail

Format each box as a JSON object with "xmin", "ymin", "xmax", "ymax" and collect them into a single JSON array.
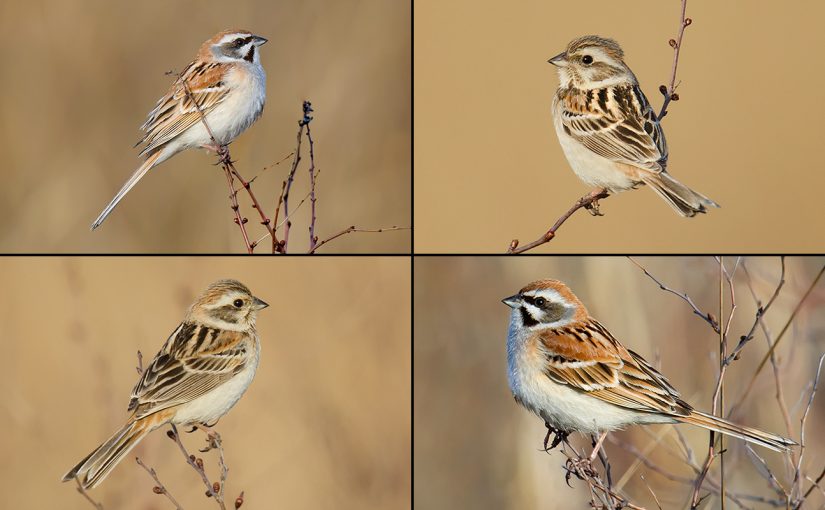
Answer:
[
  {"xmin": 90, "ymin": 151, "xmax": 165, "ymax": 231},
  {"xmin": 679, "ymin": 410, "xmax": 796, "ymax": 453},
  {"xmin": 641, "ymin": 172, "xmax": 720, "ymax": 218},
  {"xmin": 62, "ymin": 417, "xmax": 155, "ymax": 489}
]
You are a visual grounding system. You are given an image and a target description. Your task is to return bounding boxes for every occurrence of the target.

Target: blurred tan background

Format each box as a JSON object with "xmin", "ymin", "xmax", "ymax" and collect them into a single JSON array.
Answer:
[
  {"xmin": 415, "ymin": 256, "xmax": 825, "ymax": 508},
  {"xmin": 0, "ymin": 0, "xmax": 410, "ymax": 253},
  {"xmin": 414, "ymin": 1, "xmax": 824, "ymax": 252},
  {"xmin": 0, "ymin": 257, "xmax": 410, "ymax": 509}
]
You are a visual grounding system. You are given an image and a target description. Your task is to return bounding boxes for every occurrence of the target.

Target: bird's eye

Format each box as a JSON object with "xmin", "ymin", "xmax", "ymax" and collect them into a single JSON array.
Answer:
[
  {"xmin": 582, "ymin": 55, "xmax": 593, "ymax": 65},
  {"xmin": 235, "ymin": 39, "xmax": 245, "ymax": 47},
  {"xmin": 535, "ymin": 297, "xmax": 546, "ymax": 307},
  {"xmin": 233, "ymin": 299, "xmax": 244, "ymax": 308}
]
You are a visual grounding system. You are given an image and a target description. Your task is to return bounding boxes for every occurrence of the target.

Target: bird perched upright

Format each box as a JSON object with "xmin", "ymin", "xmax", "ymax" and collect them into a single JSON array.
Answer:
[
  {"xmin": 91, "ymin": 29, "xmax": 268, "ymax": 230},
  {"xmin": 503, "ymin": 279, "xmax": 794, "ymax": 452},
  {"xmin": 62, "ymin": 279, "xmax": 268, "ymax": 489},
  {"xmin": 548, "ymin": 35, "xmax": 719, "ymax": 217}
]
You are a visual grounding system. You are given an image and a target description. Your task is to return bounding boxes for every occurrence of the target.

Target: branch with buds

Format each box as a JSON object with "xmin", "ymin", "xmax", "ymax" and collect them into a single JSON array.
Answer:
[
  {"xmin": 178, "ymin": 77, "xmax": 409, "ymax": 253},
  {"xmin": 506, "ymin": 0, "xmax": 691, "ymax": 254}
]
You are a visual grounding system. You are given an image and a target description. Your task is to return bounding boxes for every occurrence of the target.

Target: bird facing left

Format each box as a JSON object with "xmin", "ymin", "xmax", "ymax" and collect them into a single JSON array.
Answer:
[
  {"xmin": 90, "ymin": 30, "xmax": 268, "ymax": 230},
  {"xmin": 62, "ymin": 279, "xmax": 268, "ymax": 489}
]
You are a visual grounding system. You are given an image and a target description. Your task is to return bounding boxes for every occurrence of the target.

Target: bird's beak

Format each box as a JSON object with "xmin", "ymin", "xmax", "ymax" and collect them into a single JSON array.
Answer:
[
  {"xmin": 502, "ymin": 294, "xmax": 521, "ymax": 309},
  {"xmin": 547, "ymin": 51, "xmax": 566, "ymax": 66},
  {"xmin": 253, "ymin": 35, "xmax": 268, "ymax": 46},
  {"xmin": 252, "ymin": 296, "xmax": 269, "ymax": 310}
]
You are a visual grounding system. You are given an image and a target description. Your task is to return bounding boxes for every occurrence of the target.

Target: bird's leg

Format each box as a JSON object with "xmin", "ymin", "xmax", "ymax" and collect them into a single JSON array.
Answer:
[
  {"xmin": 194, "ymin": 421, "xmax": 222, "ymax": 452},
  {"xmin": 583, "ymin": 188, "xmax": 609, "ymax": 216},
  {"xmin": 589, "ymin": 431, "xmax": 608, "ymax": 462},
  {"xmin": 542, "ymin": 421, "xmax": 570, "ymax": 452}
]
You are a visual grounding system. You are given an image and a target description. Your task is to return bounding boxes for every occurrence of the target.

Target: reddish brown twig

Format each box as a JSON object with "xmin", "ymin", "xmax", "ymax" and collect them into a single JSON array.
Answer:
[
  {"xmin": 166, "ymin": 424, "xmax": 229, "ymax": 510},
  {"xmin": 309, "ymin": 225, "xmax": 411, "ymax": 254},
  {"xmin": 306, "ymin": 103, "xmax": 319, "ymax": 251},
  {"xmin": 135, "ymin": 457, "xmax": 184, "ymax": 510},
  {"xmin": 658, "ymin": 0, "xmax": 692, "ymax": 120},
  {"xmin": 507, "ymin": 188, "xmax": 609, "ymax": 254}
]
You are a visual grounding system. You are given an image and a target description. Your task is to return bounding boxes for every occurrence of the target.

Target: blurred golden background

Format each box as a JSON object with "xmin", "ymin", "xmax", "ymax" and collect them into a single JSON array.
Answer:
[
  {"xmin": 415, "ymin": 256, "xmax": 825, "ymax": 508},
  {"xmin": 414, "ymin": 1, "xmax": 825, "ymax": 252},
  {"xmin": 0, "ymin": 0, "xmax": 410, "ymax": 253},
  {"xmin": 0, "ymin": 257, "xmax": 410, "ymax": 509}
]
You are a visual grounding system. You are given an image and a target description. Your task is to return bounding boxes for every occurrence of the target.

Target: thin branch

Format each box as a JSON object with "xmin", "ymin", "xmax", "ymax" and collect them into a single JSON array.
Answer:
[
  {"xmin": 308, "ymin": 225, "xmax": 411, "ymax": 254},
  {"xmin": 732, "ymin": 264, "xmax": 825, "ymax": 414},
  {"xmin": 506, "ymin": 188, "xmax": 609, "ymax": 254},
  {"xmin": 279, "ymin": 107, "xmax": 310, "ymax": 252},
  {"xmin": 167, "ymin": 425, "xmax": 227, "ymax": 510},
  {"xmin": 74, "ymin": 478, "xmax": 103, "ymax": 510},
  {"xmin": 135, "ymin": 457, "xmax": 184, "ymax": 510},
  {"xmin": 792, "ymin": 354, "xmax": 825, "ymax": 505},
  {"xmin": 658, "ymin": 0, "xmax": 692, "ymax": 120},
  {"xmin": 628, "ymin": 256, "xmax": 719, "ymax": 332},
  {"xmin": 305, "ymin": 102, "xmax": 319, "ymax": 251},
  {"xmin": 723, "ymin": 257, "xmax": 785, "ymax": 366}
]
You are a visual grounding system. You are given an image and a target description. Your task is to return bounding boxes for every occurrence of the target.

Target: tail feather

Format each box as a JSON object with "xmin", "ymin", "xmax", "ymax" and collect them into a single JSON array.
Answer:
[
  {"xmin": 641, "ymin": 172, "xmax": 720, "ymax": 218},
  {"xmin": 680, "ymin": 411, "xmax": 796, "ymax": 453},
  {"xmin": 90, "ymin": 150, "xmax": 165, "ymax": 231},
  {"xmin": 62, "ymin": 419, "xmax": 152, "ymax": 489}
]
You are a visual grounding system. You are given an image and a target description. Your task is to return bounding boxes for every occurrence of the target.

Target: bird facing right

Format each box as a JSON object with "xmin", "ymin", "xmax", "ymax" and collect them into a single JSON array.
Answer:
[
  {"xmin": 62, "ymin": 279, "xmax": 268, "ymax": 489},
  {"xmin": 549, "ymin": 35, "xmax": 719, "ymax": 217},
  {"xmin": 91, "ymin": 29, "xmax": 268, "ymax": 230},
  {"xmin": 503, "ymin": 279, "xmax": 794, "ymax": 452}
]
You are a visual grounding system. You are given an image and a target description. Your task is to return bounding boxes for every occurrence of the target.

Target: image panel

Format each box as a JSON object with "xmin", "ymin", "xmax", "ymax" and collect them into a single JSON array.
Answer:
[
  {"xmin": 0, "ymin": 256, "xmax": 410, "ymax": 509},
  {"xmin": 414, "ymin": 256, "xmax": 824, "ymax": 508},
  {"xmin": 414, "ymin": 1, "xmax": 825, "ymax": 253},
  {"xmin": 0, "ymin": 0, "xmax": 410, "ymax": 253}
]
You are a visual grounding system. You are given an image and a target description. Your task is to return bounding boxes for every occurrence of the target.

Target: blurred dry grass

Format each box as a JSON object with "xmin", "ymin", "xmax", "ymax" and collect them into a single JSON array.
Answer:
[
  {"xmin": 0, "ymin": 257, "xmax": 410, "ymax": 509},
  {"xmin": 0, "ymin": 0, "xmax": 410, "ymax": 253},
  {"xmin": 414, "ymin": 256, "xmax": 825, "ymax": 509},
  {"xmin": 414, "ymin": 1, "xmax": 825, "ymax": 252}
]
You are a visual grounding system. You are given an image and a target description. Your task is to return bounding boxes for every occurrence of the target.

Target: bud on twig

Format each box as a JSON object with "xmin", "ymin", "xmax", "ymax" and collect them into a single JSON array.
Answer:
[
  {"xmin": 153, "ymin": 486, "xmax": 164, "ymax": 494},
  {"xmin": 236, "ymin": 491, "xmax": 245, "ymax": 509},
  {"xmin": 669, "ymin": 39, "xmax": 677, "ymax": 48}
]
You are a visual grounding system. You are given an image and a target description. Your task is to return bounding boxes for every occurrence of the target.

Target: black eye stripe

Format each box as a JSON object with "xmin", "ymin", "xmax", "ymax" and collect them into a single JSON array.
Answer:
[
  {"xmin": 522, "ymin": 295, "xmax": 536, "ymax": 305},
  {"xmin": 520, "ymin": 307, "xmax": 538, "ymax": 327}
]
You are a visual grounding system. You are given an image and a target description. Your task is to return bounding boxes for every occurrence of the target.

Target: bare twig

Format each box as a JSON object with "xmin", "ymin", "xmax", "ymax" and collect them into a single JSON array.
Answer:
[
  {"xmin": 135, "ymin": 457, "xmax": 184, "ymax": 510},
  {"xmin": 308, "ymin": 225, "xmax": 411, "ymax": 254},
  {"xmin": 628, "ymin": 256, "xmax": 719, "ymax": 332},
  {"xmin": 506, "ymin": 188, "xmax": 609, "ymax": 254},
  {"xmin": 658, "ymin": 0, "xmax": 692, "ymax": 120},
  {"xmin": 792, "ymin": 354, "xmax": 825, "ymax": 505},
  {"xmin": 724, "ymin": 257, "xmax": 785, "ymax": 366},
  {"xmin": 305, "ymin": 102, "xmax": 319, "ymax": 251},
  {"xmin": 279, "ymin": 106, "xmax": 310, "ymax": 252},
  {"xmin": 732, "ymin": 264, "xmax": 825, "ymax": 413},
  {"xmin": 74, "ymin": 478, "xmax": 103, "ymax": 510},
  {"xmin": 167, "ymin": 425, "xmax": 227, "ymax": 510}
]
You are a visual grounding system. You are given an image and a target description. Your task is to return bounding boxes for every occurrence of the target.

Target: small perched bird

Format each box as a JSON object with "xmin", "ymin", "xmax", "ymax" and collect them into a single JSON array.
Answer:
[
  {"xmin": 62, "ymin": 280, "xmax": 268, "ymax": 489},
  {"xmin": 549, "ymin": 35, "xmax": 719, "ymax": 217},
  {"xmin": 91, "ymin": 29, "xmax": 268, "ymax": 230},
  {"xmin": 503, "ymin": 279, "xmax": 794, "ymax": 452}
]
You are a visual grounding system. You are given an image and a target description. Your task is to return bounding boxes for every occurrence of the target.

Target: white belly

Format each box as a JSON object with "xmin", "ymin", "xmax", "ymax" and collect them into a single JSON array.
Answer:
[
  {"xmin": 551, "ymin": 102, "xmax": 640, "ymax": 192},
  {"xmin": 177, "ymin": 64, "xmax": 266, "ymax": 149},
  {"xmin": 172, "ymin": 340, "xmax": 260, "ymax": 426},
  {"xmin": 507, "ymin": 322, "xmax": 670, "ymax": 432}
]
